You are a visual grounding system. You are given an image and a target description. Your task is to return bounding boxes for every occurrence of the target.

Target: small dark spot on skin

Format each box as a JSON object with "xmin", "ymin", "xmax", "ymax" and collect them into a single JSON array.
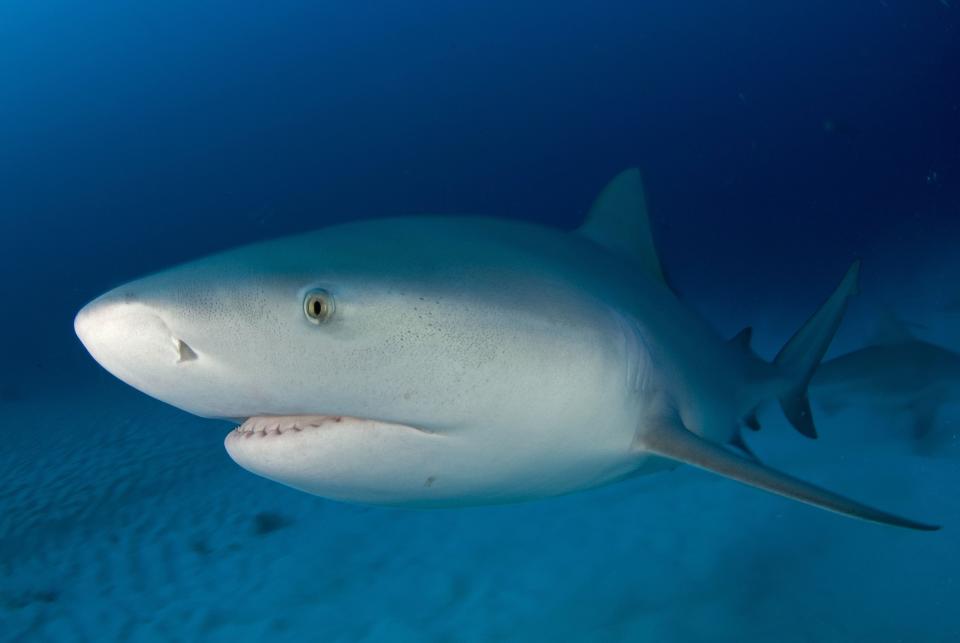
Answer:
[
  {"xmin": 424, "ymin": 476, "xmax": 436, "ymax": 487},
  {"xmin": 252, "ymin": 511, "xmax": 294, "ymax": 536},
  {"xmin": 334, "ymin": 416, "xmax": 342, "ymax": 423}
]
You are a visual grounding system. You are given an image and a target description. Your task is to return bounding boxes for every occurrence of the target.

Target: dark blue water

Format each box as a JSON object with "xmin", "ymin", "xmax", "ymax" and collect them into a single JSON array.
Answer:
[{"xmin": 2, "ymin": 2, "xmax": 958, "ymax": 641}]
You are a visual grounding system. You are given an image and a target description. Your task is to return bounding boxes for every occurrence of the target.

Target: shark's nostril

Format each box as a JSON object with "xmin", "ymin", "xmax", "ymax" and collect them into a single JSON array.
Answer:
[{"xmin": 174, "ymin": 338, "xmax": 198, "ymax": 363}]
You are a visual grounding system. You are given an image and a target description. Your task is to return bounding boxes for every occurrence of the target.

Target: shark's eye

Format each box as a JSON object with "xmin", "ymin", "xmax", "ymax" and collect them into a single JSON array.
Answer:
[{"xmin": 303, "ymin": 289, "xmax": 334, "ymax": 324}]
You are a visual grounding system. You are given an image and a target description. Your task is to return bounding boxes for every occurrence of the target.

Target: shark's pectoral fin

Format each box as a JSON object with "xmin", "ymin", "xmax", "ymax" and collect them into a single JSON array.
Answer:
[{"xmin": 638, "ymin": 417, "xmax": 939, "ymax": 531}]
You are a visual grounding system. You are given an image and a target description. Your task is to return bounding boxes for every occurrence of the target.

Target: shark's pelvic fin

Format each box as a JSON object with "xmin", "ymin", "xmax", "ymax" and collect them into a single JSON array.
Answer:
[
  {"xmin": 727, "ymin": 430, "xmax": 760, "ymax": 463},
  {"xmin": 577, "ymin": 168, "xmax": 666, "ymax": 284},
  {"xmin": 639, "ymin": 416, "xmax": 939, "ymax": 531},
  {"xmin": 774, "ymin": 261, "xmax": 861, "ymax": 439}
]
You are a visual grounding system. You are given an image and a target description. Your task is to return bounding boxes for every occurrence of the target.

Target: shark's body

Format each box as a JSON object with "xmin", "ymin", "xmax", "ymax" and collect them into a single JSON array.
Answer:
[
  {"xmin": 812, "ymin": 319, "xmax": 960, "ymax": 445},
  {"xmin": 74, "ymin": 170, "xmax": 937, "ymax": 529}
]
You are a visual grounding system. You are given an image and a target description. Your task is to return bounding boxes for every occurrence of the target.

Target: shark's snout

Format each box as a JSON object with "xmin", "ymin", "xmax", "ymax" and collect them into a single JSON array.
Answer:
[{"xmin": 75, "ymin": 292, "xmax": 197, "ymax": 383}]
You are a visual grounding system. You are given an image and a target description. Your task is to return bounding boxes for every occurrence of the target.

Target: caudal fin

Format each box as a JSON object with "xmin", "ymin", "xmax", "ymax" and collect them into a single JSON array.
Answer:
[{"xmin": 775, "ymin": 261, "xmax": 861, "ymax": 438}]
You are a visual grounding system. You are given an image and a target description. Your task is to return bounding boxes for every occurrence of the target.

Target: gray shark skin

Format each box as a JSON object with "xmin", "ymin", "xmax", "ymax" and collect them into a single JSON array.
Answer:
[
  {"xmin": 74, "ymin": 170, "xmax": 938, "ymax": 530},
  {"xmin": 812, "ymin": 318, "xmax": 960, "ymax": 447}
]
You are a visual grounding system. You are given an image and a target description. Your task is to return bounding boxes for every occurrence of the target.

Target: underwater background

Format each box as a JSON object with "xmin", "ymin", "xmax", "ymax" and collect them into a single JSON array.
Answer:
[{"xmin": 1, "ymin": 2, "xmax": 959, "ymax": 641}]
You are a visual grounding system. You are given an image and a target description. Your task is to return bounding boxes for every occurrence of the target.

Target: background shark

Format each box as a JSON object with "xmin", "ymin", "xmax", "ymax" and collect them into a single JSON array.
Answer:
[
  {"xmin": 75, "ymin": 170, "xmax": 936, "ymax": 530},
  {"xmin": 812, "ymin": 315, "xmax": 960, "ymax": 451}
]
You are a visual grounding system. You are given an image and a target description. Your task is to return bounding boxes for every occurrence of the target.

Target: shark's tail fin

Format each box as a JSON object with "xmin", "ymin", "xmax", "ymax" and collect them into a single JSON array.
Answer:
[{"xmin": 773, "ymin": 261, "xmax": 861, "ymax": 439}]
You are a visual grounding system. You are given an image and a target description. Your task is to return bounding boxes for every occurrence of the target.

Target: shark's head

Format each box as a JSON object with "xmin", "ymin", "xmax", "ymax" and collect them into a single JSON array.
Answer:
[{"xmin": 75, "ymin": 218, "xmax": 639, "ymax": 506}]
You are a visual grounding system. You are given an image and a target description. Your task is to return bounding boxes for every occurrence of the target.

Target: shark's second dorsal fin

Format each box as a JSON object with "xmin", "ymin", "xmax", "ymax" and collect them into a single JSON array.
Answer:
[
  {"xmin": 638, "ymin": 415, "xmax": 939, "ymax": 531},
  {"xmin": 577, "ymin": 169, "xmax": 666, "ymax": 284}
]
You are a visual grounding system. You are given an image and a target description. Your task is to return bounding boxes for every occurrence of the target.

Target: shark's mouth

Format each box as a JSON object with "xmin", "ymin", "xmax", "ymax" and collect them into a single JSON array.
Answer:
[{"xmin": 231, "ymin": 415, "xmax": 433, "ymax": 438}]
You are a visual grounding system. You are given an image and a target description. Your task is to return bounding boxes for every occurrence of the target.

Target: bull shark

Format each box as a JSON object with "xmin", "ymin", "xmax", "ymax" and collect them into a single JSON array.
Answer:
[
  {"xmin": 74, "ymin": 169, "xmax": 938, "ymax": 530},
  {"xmin": 811, "ymin": 315, "xmax": 960, "ymax": 446}
]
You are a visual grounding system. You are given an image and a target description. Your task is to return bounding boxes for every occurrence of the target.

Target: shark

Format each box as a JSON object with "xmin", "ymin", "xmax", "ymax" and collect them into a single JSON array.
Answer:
[
  {"xmin": 811, "ymin": 315, "xmax": 960, "ymax": 447},
  {"xmin": 74, "ymin": 169, "xmax": 938, "ymax": 530}
]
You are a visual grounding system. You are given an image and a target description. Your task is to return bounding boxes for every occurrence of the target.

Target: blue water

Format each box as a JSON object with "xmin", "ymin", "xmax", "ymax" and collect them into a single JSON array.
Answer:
[{"xmin": 2, "ymin": 2, "xmax": 959, "ymax": 641}]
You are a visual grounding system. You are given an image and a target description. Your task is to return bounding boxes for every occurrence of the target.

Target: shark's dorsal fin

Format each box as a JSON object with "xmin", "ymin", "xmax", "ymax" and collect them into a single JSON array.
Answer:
[
  {"xmin": 638, "ymin": 415, "xmax": 939, "ymax": 531},
  {"xmin": 577, "ymin": 169, "xmax": 665, "ymax": 284}
]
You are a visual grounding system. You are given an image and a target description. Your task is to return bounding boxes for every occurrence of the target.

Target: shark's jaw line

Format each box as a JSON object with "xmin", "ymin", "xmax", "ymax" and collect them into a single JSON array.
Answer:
[{"xmin": 231, "ymin": 415, "xmax": 436, "ymax": 438}]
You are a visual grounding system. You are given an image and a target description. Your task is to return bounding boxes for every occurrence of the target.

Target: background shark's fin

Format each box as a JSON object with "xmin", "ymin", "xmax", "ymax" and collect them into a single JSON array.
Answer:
[
  {"xmin": 639, "ymin": 417, "xmax": 939, "ymax": 531},
  {"xmin": 729, "ymin": 326, "xmax": 753, "ymax": 351},
  {"xmin": 774, "ymin": 261, "xmax": 861, "ymax": 439},
  {"xmin": 577, "ymin": 168, "xmax": 666, "ymax": 284},
  {"xmin": 870, "ymin": 311, "xmax": 923, "ymax": 346}
]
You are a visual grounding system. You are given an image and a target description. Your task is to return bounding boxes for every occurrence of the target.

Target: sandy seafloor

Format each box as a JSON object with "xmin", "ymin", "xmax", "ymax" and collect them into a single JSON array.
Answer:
[{"xmin": 2, "ymin": 261, "xmax": 959, "ymax": 643}]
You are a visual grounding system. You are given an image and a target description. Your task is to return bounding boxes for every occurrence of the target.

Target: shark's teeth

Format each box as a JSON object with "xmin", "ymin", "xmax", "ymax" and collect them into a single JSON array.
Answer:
[
  {"xmin": 230, "ymin": 415, "xmax": 435, "ymax": 441},
  {"xmin": 233, "ymin": 415, "xmax": 345, "ymax": 436}
]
